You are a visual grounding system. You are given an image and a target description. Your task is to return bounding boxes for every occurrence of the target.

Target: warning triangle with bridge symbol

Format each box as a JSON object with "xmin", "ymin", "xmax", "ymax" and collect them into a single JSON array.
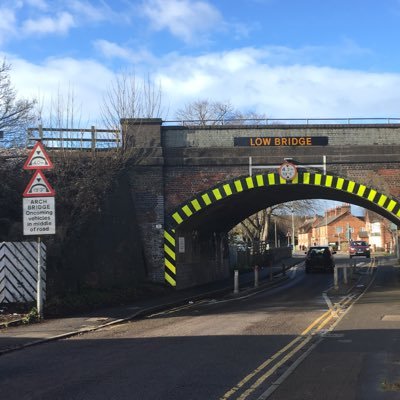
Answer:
[
  {"xmin": 23, "ymin": 170, "xmax": 56, "ymax": 197},
  {"xmin": 23, "ymin": 141, "xmax": 54, "ymax": 170}
]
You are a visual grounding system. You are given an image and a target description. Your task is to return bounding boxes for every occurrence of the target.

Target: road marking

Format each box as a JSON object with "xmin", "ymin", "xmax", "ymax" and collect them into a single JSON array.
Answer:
[
  {"xmin": 219, "ymin": 335, "xmax": 305, "ymax": 399},
  {"xmin": 322, "ymin": 292, "xmax": 338, "ymax": 318},
  {"xmin": 255, "ymin": 266, "xmax": 378, "ymax": 400},
  {"xmin": 237, "ymin": 336, "xmax": 314, "ymax": 400},
  {"xmin": 220, "ymin": 309, "xmax": 335, "ymax": 400},
  {"xmin": 300, "ymin": 310, "xmax": 331, "ymax": 335}
]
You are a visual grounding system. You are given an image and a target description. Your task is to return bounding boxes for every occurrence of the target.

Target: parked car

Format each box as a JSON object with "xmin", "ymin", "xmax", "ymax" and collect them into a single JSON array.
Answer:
[
  {"xmin": 349, "ymin": 240, "xmax": 371, "ymax": 258},
  {"xmin": 305, "ymin": 246, "xmax": 336, "ymax": 273}
]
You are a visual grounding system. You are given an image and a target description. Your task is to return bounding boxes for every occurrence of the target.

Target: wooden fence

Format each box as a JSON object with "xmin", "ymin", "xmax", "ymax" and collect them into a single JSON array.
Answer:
[{"xmin": 27, "ymin": 125, "xmax": 121, "ymax": 151}]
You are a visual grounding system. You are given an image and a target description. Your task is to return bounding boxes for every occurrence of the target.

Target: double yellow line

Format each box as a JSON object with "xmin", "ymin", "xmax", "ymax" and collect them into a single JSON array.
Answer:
[{"xmin": 220, "ymin": 308, "xmax": 338, "ymax": 400}]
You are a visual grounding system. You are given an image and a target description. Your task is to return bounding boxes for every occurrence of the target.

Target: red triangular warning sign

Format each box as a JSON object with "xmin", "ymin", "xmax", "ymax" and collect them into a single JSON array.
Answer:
[
  {"xmin": 23, "ymin": 170, "xmax": 56, "ymax": 197},
  {"xmin": 23, "ymin": 141, "xmax": 54, "ymax": 170}
]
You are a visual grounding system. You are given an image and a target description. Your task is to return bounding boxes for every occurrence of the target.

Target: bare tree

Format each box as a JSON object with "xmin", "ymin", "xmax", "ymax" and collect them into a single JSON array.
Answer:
[
  {"xmin": 175, "ymin": 99, "xmax": 238, "ymax": 125},
  {"xmin": 36, "ymin": 84, "xmax": 85, "ymax": 130},
  {"xmin": 0, "ymin": 59, "xmax": 36, "ymax": 147},
  {"xmin": 175, "ymin": 99, "xmax": 268, "ymax": 125},
  {"xmin": 101, "ymin": 70, "xmax": 164, "ymax": 139},
  {"xmin": 238, "ymin": 200, "xmax": 318, "ymax": 244}
]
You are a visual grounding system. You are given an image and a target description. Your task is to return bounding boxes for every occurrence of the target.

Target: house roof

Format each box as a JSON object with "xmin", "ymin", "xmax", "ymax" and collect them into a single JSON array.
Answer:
[
  {"xmin": 314, "ymin": 212, "xmax": 347, "ymax": 228},
  {"xmin": 298, "ymin": 216, "xmax": 323, "ymax": 233}
]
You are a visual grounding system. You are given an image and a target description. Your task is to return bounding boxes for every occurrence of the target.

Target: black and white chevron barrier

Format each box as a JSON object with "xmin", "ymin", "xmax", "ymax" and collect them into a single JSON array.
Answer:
[{"xmin": 0, "ymin": 242, "xmax": 46, "ymax": 303}]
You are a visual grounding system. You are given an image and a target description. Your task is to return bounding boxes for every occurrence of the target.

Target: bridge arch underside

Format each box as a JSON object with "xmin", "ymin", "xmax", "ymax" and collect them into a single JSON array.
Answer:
[{"xmin": 164, "ymin": 172, "xmax": 400, "ymax": 288}]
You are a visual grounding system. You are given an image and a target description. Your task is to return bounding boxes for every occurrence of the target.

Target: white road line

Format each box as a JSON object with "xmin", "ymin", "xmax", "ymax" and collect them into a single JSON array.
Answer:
[{"xmin": 322, "ymin": 291, "xmax": 338, "ymax": 318}]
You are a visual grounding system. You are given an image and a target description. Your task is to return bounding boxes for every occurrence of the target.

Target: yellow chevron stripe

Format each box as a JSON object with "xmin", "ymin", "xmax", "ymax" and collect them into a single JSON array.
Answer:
[
  {"xmin": 303, "ymin": 173, "xmax": 310, "ymax": 184},
  {"xmin": 378, "ymin": 194, "xmax": 387, "ymax": 206},
  {"xmin": 165, "ymin": 258, "xmax": 176, "ymax": 274},
  {"xmin": 164, "ymin": 231, "xmax": 175, "ymax": 246},
  {"xmin": 182, "ymin": 205, "xmax": 192, "ymax": 217},
  {"xmin": 314, "ymin": 174, "xmax": 322, "ymax": 185},
  {"xmin": 213, "ymin": 188, "xmax": 223, "ymax": 200},
  {"xmin": 279, "ymin": 176, "xmax": 286, "ymax": 184},
  {"xmin": 191, "ymin": 199, "xmax": 201, "ymax": 211},
  {"xmin": 268, "ymin": 173, "xmax": 276, "ymax": 185},
  {"xmin": 292, "ymin": 174, "xmax": 299, "ymax": 184},
  {"xmin": 164, "ymin": 244, "xmax": 176, "ymax": 260},
  {"xmin": 336, "ymin": 178, "xmax": 344, "ymax": 189},
  {"xmin": 165, "ymin": 272, "xmax": 176, "ymax": 287},
  {"xmin": 223, "ymin": 184, "xmax": 233, "ymax": 196},
  {"xmin": 387, "ymin": 200, "xmax": 396, "ymax": 212},
  {"xmin": 172, "ymin": 212, "xmax": 183, "ymax": 224},
  {"xmin": 256, "ymin": 175, "xmax": 264, "ymax": 187},
  {"xmin": 325, "ymin": 175, "xmax": 333, "ymax": 187},
  {"xmin": 347, "ymin": 181, "xmax": 355, "ymax": 193},
  {"xmin": 368, "ymin": 190, "xmax": 377, "ymax": 201},
  {"xmin": 202, "ymin": 193, "xmax": 212, "ymax": 205},
  {"xmin": 234, "ymin": 180, "xmax": 243, "ymax": 192},
  {"xmin": 246, "ymin": 176, "xmax": 254, "ymax": 189},
  {"xmin": 357, "ymin": 185, "xmax": 366, "ymax": 197}
]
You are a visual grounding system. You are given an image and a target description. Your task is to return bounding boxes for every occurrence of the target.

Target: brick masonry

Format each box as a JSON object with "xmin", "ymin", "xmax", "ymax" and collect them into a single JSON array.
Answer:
[{"xmin": 124, "ymin": 119, "xmax": 400, "ymax": 288}]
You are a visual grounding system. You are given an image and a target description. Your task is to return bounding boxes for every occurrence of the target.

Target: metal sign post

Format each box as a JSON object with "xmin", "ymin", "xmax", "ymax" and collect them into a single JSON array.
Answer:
[
  {"xmin": 23, "ymin": 140, "xmax": 55, "ymax": 319},
  {"xmin": 37, "ymin": 236, "xmax": 43, "ymax": 318}
]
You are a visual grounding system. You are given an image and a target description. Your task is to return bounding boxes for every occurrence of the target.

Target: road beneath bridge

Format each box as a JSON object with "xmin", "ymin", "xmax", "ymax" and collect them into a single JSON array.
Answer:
[{"xmin": 0, "ymin": 255, "xmax": 399, "ymax": 400}]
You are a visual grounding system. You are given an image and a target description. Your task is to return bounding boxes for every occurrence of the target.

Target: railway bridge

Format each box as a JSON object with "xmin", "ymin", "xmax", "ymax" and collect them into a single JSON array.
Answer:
[{"xmin": 124, "ymin": 118, "xmax": 400, "ymax": 289}]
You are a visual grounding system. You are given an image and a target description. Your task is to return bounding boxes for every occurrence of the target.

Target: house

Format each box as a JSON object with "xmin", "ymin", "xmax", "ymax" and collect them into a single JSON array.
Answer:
[
  {"xmin": 365, "ymin": 210, "xmax": 396, "ymax": 252},
  {"xmin": 298, "ymin": 204, "xmax": 367, "ymax": 251},
  {"xmin": 297, "ymin": 216, "xmax": 322, "ymax": 250}
]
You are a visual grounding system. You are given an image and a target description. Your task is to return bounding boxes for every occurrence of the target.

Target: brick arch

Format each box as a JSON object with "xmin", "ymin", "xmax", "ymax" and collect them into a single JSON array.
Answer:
[{"xmin": 164, "ymin": 171, "xmax": 400, "ymax": 286}]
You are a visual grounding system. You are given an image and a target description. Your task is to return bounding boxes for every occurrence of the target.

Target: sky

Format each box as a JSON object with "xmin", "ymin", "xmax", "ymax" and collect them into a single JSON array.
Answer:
[{"xmin": 1, "ymin": 0, "xmax": 400, "ymax": 126}]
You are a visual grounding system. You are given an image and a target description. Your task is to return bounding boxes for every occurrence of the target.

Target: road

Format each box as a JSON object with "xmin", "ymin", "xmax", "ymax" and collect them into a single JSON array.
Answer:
[{"xmin": 0, "ymin": 255, "xmax": 386, "ymax": 400}]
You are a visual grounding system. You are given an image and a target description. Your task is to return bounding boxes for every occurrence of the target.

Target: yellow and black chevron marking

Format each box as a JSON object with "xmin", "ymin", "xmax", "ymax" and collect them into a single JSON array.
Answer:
[
  {"xmin": 164, "ymin": 229, "xmax": 176, "ymax": 287},
  {"xmin": 164, "ymin": 171, "xmax": 400, "ymax": 286}
]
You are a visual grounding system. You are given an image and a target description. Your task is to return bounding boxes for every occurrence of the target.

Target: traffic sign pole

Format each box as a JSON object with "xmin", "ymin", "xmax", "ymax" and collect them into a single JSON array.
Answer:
[
  {"xmin": 37, "ymin": 236, "xmax": 43, "ymax": 318},
  {"xmin": 23, "ymin": 140, "xmax": 55, "ymax": 319}
]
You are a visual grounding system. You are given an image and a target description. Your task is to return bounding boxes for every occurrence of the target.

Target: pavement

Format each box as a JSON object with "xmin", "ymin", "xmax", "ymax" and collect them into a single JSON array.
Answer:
[{"xmin": 0, "ymin": 256, "xmax": 302, "ymax": 356}]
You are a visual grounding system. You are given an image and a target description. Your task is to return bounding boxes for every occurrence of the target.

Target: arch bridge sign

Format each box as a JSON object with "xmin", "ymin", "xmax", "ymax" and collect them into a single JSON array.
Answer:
[{"xmin": 22, "ymin": 141, "xmax": 56, "ymax": 236}]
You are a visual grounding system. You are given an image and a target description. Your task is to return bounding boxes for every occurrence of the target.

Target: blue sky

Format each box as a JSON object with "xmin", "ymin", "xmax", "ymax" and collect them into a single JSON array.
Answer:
[{"xmin": 2, "ymin": 0, "xmax": 400, "ymax": 124}]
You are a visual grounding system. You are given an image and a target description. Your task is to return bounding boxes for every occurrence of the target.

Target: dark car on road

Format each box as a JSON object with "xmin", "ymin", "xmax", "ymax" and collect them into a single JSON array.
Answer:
[
  {"xmin": 349, "ymin": 240, "xmax": 370, "ymax": 258},
  {"xmin": 305, "ymin": 246, "xmax": 336, "ymax": 273}
]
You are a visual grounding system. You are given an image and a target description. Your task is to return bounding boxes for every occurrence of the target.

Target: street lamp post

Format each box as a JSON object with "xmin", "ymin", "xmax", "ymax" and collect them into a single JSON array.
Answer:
[{"xmin": 291, "ymin": 207, "xmax": 295, "ymax": 251}]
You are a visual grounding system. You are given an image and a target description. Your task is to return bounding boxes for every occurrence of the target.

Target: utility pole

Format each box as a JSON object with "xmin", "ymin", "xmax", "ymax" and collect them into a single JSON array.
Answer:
[
  {"xmin": 325, "ymin": 208, "xmax": 329, "ymax": 245},
  {"xmin": 291, "ymin": 207, "xmax": 295, "ymax": 251}
]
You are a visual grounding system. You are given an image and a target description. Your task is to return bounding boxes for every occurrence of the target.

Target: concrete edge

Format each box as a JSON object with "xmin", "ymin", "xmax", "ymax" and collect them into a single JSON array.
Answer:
[{"xmin": 0, "ymin": 318, "xmax": 26, "ymax": 330}]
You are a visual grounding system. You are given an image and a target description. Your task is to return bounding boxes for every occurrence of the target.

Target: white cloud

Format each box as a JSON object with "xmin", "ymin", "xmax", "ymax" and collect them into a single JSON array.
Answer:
[
  {"xmin": 94, "ymin": 40, "xmax": 156, "ymax": 64},
  {"xmin": 22, "ymin": 11, "xmax": 75, "ymax": 35},
  {"xmin": 155, "ymin": 48, "xmax": 400, "ymax": 119},
  {"xmin": 141, "ymin": 0, "xmax": 223, "ymax": 44},
  {"xmin": 25, "ymin": 0, "xmax": 48, "ymax": 10},
  {"xmin": 67, "ymin": 0, "xmax": 110, "ymax": 22},
  {"xmin": 5, "ymin": 54, "xmax": 115, "ymax": 125},
  {"xmin": 4, "ymin": 46, "xmax": 400, "ymax": 126},
  {"xmin": 0, "ymin": 7, "xmax": 17, "ymax": 44}
]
